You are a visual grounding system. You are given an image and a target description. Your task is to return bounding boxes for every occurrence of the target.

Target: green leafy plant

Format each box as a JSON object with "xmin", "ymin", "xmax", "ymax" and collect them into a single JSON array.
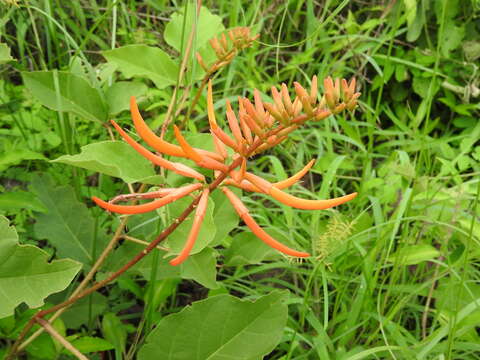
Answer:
[{"xmin": 2, "ymin": 1, "xmax": 479, "ymax": 359}]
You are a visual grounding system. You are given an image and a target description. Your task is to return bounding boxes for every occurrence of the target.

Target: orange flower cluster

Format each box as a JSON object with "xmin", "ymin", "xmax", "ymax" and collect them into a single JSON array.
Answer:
[
  {"xmin": 92, "ymin": 76, "xmax": 360, "ymax": 265},
  {"xmin": 196, "ymin": 27, "xmax": 259, "ymax": 74}
]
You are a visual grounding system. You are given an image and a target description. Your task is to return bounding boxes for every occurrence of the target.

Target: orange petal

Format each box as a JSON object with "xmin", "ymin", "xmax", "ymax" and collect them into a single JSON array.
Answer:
[
  {"xmin": 174, "ymin": 125, "xmax": 229, "ymax": 172},
  {"xmin": 111, "ymin": 120, "xmax": 204, "ymax": 182},
  {"xmin": 169, "ymin": 189, "xmax": 210, "ymax": 266},
  {"xmin": 207, "ymin": 80, "xmax": 218, "ymax": 129},
  {"xmin": 238, "ymin": 97, "xmax": 253, "ymax": 143},
  {"xmin": 281, "ymin": 83, "xmax": 294, "ymax": 115},
  {"xmin": 92, "ymin": 183, "xmax": 202, "ymax": 214},
  {"xmin": 226, "ymin": 100, "xmax": 245, "ymax": 145},
  {"xmin": 221, "ymin": 187, "xmax": 310, "ymax": 257},
  {"xmin": 269, "ymin": 187, "xmax": 357, "ymax": 210},
  {"xmin": 130, "ymin": 96, "xmax": 222, "ymax": 161},
  {"xmin": 274, "ymin": 159, "xmax": 315, "ymax": 189}
]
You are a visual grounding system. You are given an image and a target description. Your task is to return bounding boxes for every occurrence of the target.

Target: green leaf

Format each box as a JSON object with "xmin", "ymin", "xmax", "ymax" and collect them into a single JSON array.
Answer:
[
  {"xmin": 103, "ymin": 45, "xmax": 178, "ymax": 89},
  {"xmin": 224, "ymin": 232, "xmax": 279, "ymax": 266},
  {"xmin": 0, "ymin": 191, "xmax": 48, "ymax": 212},
  {"xmin": 0, "ymin": 149, "xmax": 46, "ymax": 172},
  {"xmin": 164, "ymin": 5, "xmax": 225, "ymax": 54},
  {"xmin": 138, "ymin": 291, "xmax": 289, "ymax": 360},
  {"xmin": 165, "ymin": 195, "xmax": 216, "ymax": 255},
  {"xmin": 180, "ymin": 248, "xmax": 218, "ymax": 289},
  {"xmin": 210, "ymin": 188, "xmax": 240, "ymax": 246},
  {"xmin": 67, "ymin": 336, "xmax": 114, "ymax": 354},
  {"xmin": 0, "ymin": 216, "xmax": 82, "ymax": 318},
  {"xmin": 52, "ymin": 141, "xmax": 161, "ymax": 184},
  {"xmin": 441, "ymin": 22, "xmax": 465, "ymax": 57},
  {"xmin": 31, "ymin": 174, "xmax": 108, "ymax": 266},
  {"xmin": 0, "ymin": 43, "xmax": 15, "ymax": 64},
  {"xmin": 22, "ymin": 71, "xmax": 107, "ymax": 123},
  {"xmin": 107, "ymin": 242, "xmax": 216, "ymax": 288},
  {"xmin": 388, "ymin": 244, "xmax": 440, "ymax": 265},
  {"xmin": 106, "ymin": 81, "xmax": 148, "ymax": 115}
]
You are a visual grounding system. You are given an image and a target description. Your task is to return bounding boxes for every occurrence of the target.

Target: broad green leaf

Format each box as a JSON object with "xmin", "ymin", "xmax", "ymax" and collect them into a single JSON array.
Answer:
[
  {"xmin": 67, "ymin": 336, "xmax": 114, "ymax": 354},
  {"xmin": 388, "ymin": 244, "xmax": 440, "ymax": 265},
  {"xmin": 106, "ymin": 242, "xmax": 215, "ymax": 288},
  {"xmin": 0, "ymin": 149, "xmax": 46, "ymax": 172},
  {"xmin": 103, "ymin": 45, "xmax": 178, "ymax": 89},
  {"xmin": 210, "ymin": 188, "xmax": 240, "ymax": 246},
  {"xmin": 0, "ymin": 215, "xmax": 18, "ymax": 264},
  {"xmin": 109, "ymin": 242, "xmax": 180, "ymax": 280},
  {"xmin": 0, "ymin": 191, "xmax": 47, "ymax": 212},
  {"xmin": 224, "ymin": 232, "xmax": 279, "ymax": 266},
  {"xmin": 165, "ymin": 195, "xmax": 216, "ymax": 255},
  {"xmin": 22, "ymin": 71, "xmax": 107, "ymax": 123},
  {"xmin": 138, "ymin": 291, "xmax": 289, "ymax": 360},
  {"xmin": 164, "ymin": 5, "xmax": 225, "ymax": 53},
  {"xmin": 403, "ymin": 0, "xmax": 417, "ymax": 28},
  {"xmin": 106, "ymin": 81, "xmax": 148, "ymax": 115},
  {"xmin": 52, "ymin": 141, "xmax": 161, "ymax": 184},
  {"xmin": 0, "ymin": 216, "xmax": 82, "ymax": 318},
  {"xmin": 0, "ymin": 43, "xmax": 14, "ymax": 64},
  {"xmin": 31, "ymin": 174, "xmax": 108, "ymax": 266},
  {"xmin": 180, "ymin": 248, "xmax": 218, "ymax": 289}
]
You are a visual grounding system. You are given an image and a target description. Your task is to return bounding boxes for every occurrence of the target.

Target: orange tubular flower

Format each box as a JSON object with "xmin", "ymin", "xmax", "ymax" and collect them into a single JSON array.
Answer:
[
  {"xmin": 244, "ymin": 172, "xmax": 358, "ymax": 210},
  {"xmin": 222, "ymin": 187, "xmax": 310, "ymax": 257},
  {"xmin": 224, "ymin": 159, "xmax": 315, "ymax": 192},
  {"xmin": 92, "ymin": 183, "xmax": 202, "ymax": 214},
  {"xmin": 173, "ymin": 125, "xmax": 230, "ymax": 173},
  {"xmin": 169, "ymin": 189, "xmax": 210, "ymax": 266},
  {"xmin": 110, "ymin": 120, "xmax": 205, "ymax": 182},
  {"xmin": 130, "ymin": 97, "xmax": 223, "ymax": 162}
]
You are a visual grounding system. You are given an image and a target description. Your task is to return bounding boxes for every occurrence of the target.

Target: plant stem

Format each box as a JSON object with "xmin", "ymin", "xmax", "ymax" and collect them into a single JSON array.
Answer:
[
  {"xmin": 36, "ymin": 318, "xmax": 89, "ymax": 360},
  {"xmin": 160, "ymin": 0, "xmax": 202, "ymax": 138}
]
